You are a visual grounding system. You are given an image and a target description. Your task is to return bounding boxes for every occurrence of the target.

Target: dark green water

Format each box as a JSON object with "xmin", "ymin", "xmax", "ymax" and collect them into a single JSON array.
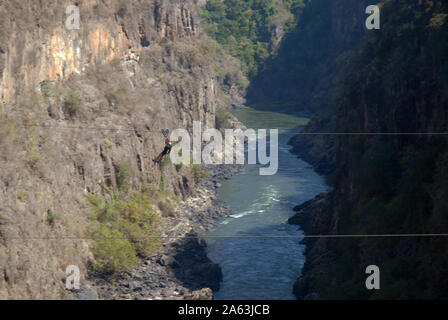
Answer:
[{"xmin": 205, "ymin": 107, "xmax": 328, "ymax": 300}]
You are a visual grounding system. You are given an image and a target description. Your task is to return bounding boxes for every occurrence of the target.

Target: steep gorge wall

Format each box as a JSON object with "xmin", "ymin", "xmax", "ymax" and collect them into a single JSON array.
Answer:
[
  {"xmin": 293, "ymin": 0, "xmax": 448, "ymax": 299},
  {"xmin": 286, "ymin": 0, "xmax": 371, "ymax": 175},
  {"xmin": 0, "ymin": 0, "xmax": 229, "ymax": 299}
]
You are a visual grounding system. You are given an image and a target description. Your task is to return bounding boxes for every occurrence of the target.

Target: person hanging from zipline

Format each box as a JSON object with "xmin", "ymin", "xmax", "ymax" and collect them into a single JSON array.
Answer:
[{"xmin": 153, "ymin": 129, "xmax": 172, "ymax": 163}]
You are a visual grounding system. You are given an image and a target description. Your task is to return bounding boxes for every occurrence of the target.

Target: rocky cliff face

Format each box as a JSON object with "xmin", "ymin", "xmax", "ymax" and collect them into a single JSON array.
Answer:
[
  {"xmin": 285, "ymin": 0, "xmax": 372, "ymax": 175},
  {"xmin": 0, "ymin": 0, "xmax": 199, "ymax": 103},
  {"xmin": 0, "ymin": 0, "xmax": 235, "ymax": 299},
  {"xmin": 292, "ymin": 0, "xmax": 448, "ymax": 299}
]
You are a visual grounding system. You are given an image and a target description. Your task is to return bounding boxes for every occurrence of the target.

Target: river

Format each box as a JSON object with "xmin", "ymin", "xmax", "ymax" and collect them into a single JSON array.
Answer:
[{"xmin": 204, "ymin": 107, "xmax": 329, "ymax": 300}]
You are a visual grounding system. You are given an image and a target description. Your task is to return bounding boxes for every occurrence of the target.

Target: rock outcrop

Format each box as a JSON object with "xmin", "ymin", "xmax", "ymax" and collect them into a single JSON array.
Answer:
[{"xmin": 288, "ymin": 193, "xmax": 333, "ymax": 300}]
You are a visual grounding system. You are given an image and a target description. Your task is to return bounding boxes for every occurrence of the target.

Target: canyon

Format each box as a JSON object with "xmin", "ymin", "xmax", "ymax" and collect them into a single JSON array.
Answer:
[{"xmin": 1, "ymin": 0, "xmax": 447, "ymax": 301}]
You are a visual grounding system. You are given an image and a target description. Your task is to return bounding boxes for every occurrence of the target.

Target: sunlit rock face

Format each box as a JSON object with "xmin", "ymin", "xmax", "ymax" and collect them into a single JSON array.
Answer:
[{"xmin": 0, "ymin": 0, "xmax": 198, "ymax": 104}]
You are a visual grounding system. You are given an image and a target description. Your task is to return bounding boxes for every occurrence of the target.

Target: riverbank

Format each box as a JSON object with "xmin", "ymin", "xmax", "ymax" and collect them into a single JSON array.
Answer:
[
  {"xmin": 287, "ymin": 192, "xmax": 333, "ymax": 300},
  {"xmin": 68, "ymin": 163, "xmax": 241, "ymax": 300},
  {"xmin": 287, "ymin": 117, "xmax": 335, "ymax": 176}
]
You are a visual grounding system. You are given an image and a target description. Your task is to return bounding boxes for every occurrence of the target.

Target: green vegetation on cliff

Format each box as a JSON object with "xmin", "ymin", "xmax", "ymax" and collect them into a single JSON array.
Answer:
[
  {"xmin": 199, "ymin": 0, "xmax": 305, "ymax": 78},
  {"xmin": 88, "ymin": 191, "xmax": 162, "ymax": 276},
  {"xmin": 247, "ymin": 0, "xmax": 369, "ymax": 113}
]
